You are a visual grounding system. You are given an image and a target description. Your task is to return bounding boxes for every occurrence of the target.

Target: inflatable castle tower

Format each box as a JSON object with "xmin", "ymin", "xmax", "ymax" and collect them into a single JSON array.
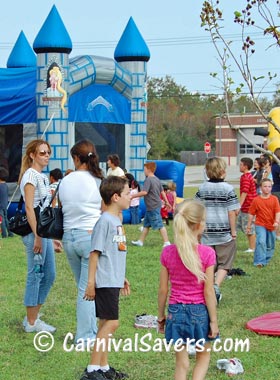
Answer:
[{"xmin": 2, "ymin": 5, "xmax": 150, "ymax": 183}]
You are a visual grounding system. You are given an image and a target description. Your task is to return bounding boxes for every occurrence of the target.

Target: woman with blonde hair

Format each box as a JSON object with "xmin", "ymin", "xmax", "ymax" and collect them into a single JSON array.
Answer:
[
  {"xmin": 19, "ymin": 139, "xmax": 56, "ymax": 333},
  {"xmin": 158, "ymin": 200, "xmax": 219, "ymax": 380}
]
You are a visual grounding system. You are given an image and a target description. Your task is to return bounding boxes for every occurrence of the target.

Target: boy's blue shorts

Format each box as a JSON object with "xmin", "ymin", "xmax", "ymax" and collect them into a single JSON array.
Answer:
[{"xmin": 143, "ymin": 207, "xmax": 164, "ymax": 230}]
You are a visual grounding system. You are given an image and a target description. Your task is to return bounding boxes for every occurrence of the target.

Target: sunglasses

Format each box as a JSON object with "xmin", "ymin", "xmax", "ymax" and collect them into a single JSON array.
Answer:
[{"xmin": 38, "ymin": 150, "xmax": 51, "ymax": 157}]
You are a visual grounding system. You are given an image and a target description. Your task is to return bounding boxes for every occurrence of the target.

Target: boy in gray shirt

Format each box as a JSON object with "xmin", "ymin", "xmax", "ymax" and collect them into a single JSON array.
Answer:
[
  {"xmin": 83, "ymin": 176, "xmax": 130, "ymax": 380},
  {"xmin": 131, "ymin": 161, "xmax": 171, "ymax": 248}
]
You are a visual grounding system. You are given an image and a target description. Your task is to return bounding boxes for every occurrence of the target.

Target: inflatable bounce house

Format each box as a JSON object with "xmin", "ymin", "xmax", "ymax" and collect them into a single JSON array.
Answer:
[{"xmin": 0, "ymin": 5, "xmax": 150, "ymax": 192}]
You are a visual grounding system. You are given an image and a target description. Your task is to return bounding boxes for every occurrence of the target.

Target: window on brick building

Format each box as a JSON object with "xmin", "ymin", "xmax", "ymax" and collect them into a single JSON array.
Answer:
[{"xmin": 239, "ymin": 144, "xmax": 264, "ymax": 154}]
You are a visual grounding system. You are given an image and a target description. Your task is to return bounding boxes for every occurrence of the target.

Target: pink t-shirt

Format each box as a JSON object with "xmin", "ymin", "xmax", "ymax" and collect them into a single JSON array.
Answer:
[{"xmin": 160, "ymin": 244, "xmax": 216, "ymax": 305}]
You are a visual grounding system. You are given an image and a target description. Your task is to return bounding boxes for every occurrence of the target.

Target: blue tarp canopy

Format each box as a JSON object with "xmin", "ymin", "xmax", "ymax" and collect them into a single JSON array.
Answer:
[
  {"xmin": 69, "ymin": 83, "xmax": 131, "ymax": 124},
  {"xmin": 0, "ymin": 67, "xmax": 36, "ymax": 124}
]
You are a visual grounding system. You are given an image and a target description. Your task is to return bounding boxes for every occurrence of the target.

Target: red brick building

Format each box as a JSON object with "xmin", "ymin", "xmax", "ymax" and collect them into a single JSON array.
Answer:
[{"xmin": 215, "ymin": 114, "xmax": 267, "ymax": 165}]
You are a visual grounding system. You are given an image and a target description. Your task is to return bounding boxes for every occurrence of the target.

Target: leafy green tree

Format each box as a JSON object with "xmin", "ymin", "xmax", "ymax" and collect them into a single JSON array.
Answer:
[{"xmin": 147, "ymin": 76, "xmax": 220, "ymax": 159}]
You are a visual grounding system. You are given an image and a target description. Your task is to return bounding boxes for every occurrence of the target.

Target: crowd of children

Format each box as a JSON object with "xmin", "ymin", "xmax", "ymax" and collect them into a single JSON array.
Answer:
[{"xmin": 12, "ymin": 149, "xmax": 280, "ymax": 380}]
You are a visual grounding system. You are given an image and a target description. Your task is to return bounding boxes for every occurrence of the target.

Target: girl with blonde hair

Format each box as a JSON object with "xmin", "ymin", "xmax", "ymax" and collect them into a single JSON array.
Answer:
[{"xmin": 158, "ymin": 199, "xmax": 219, "ymax": 380}]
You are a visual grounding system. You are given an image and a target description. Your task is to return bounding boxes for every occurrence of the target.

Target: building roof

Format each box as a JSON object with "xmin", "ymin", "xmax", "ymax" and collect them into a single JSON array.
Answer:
[
  {"xmin": 7, "ymin": 31, "xmax": 36, "ymax": 68},
  {"xmin": 33, "ymin": 5, "xmax": 72, "ymax": 54},
  {"xmin": 114, "ymin": 17, "xmax": 150, "ymax": 62}
]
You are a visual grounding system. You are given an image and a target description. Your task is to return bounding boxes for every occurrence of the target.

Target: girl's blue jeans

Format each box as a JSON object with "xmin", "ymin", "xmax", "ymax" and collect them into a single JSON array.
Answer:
[
  {"xmin": 63, "ymin": 229, "xmax": 97, "ymax": 343},
  {"xmin": 130, "ymin": 206, "xmax": 140, "ymax": 224}
]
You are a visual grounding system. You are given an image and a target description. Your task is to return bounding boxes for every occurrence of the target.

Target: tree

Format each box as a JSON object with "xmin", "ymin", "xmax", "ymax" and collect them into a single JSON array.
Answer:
[
  {"xmin": 147, "ymin": 76, "xmax": 219, "ymax": 159},
  {"xmin": 200, "ymin": 0, "xmax": 280, "ymax": 162}
]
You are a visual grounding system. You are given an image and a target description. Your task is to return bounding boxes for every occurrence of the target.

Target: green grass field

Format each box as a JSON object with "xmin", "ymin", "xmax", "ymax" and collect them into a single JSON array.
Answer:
[{"xmin": 1, "ymin": 192, "xmax": 280, "ymax": 379}]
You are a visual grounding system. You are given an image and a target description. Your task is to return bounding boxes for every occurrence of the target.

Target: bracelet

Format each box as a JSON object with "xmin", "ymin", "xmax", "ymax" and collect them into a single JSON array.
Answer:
[{"xmin": 157, "ymin": 317, "xmax": 166, "ymax": 324}]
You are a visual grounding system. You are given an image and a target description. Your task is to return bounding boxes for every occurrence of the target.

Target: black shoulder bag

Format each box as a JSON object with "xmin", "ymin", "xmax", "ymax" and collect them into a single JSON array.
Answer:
[
  {"xmin": 8, "ymin": 196, "xmax": 32, "ymax": 236},
  {"xmin": 36, "ymin": 181, "xmax": 63, "ymax": 240}
]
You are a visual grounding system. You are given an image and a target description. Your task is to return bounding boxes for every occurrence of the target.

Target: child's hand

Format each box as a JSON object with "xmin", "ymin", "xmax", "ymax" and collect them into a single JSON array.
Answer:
[
  {"xmin": 208, "ymin": 321, "xmax": 219, "ymax": 338},
  {"xmin": 273, "ymin": 221, "xmax": 279, "ymax": 230},
  {"xmin": 120, "ymin": 278, "xmax": 130, "ymax": 296},
  {"xmin": 83, "ymin": 284, "xmax": 95, "ymax": 301},
  {"xmin": 157, "ymin": 317, "xmax": 166, "ymax": 334}
]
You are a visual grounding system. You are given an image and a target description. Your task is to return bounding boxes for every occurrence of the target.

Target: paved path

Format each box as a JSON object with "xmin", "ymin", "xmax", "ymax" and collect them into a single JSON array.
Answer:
[{"xmin": 184, "ymin": 165, "xmax": 241, "ymax": 188}]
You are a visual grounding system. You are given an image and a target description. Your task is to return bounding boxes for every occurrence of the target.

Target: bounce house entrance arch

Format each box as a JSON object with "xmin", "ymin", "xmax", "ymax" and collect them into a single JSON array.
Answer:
[{"xmin": 0, "ymin": 5, "xmax": 150, "ymax": 199}]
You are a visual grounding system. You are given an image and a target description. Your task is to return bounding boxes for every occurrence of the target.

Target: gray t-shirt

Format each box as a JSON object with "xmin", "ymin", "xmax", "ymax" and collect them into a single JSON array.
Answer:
[
  {"xmin": 91, "ymin": 211, "xmax": 127, "ymax": 288},
  {"xmin": 143, "ymin": 175, "xmax": 163, "ymax": 211}
]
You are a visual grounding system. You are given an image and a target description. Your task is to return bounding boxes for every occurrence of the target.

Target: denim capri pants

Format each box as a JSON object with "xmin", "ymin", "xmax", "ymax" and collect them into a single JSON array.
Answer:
[{"xmin": 165, "ymin": 303, "xmax": 213, "ymax": 346}]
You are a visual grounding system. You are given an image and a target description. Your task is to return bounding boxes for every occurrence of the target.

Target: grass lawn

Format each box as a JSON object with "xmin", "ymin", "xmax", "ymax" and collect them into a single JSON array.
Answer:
[{"xmin": 1, "ymin": 190, "xmax": 280, "ymax": 379}]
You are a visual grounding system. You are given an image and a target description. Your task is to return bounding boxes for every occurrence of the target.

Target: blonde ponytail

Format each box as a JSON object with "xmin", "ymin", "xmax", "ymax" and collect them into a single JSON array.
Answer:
[{"xmin": 173, "ymin": 200, "xmax": 206, "ymax": 282}]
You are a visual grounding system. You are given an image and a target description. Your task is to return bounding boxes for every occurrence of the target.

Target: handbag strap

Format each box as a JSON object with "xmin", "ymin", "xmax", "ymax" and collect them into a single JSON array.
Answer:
[
  {"xmin": 48, "ymin": 180, "xmax": 61, "ymax": 207},
  {"xmin": 17, "ymin": 195, "xmax": 24, "ymax": 211}
]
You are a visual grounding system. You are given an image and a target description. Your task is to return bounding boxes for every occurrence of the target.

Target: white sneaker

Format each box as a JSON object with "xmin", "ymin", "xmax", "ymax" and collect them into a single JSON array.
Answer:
[
  {"xmin": 22, "ymin": 313, "xmax": 43, "ymax": 328},
  {"xmin": 217, "ymin": 358, "xmax": 244, "ymax": 376},
  {"xmin": 216, "ymin": 359, "xmax": 230, "ymax": 370},
  {"xmin": 131, "ymin": 240, "xmax": 143, "ymax": 247},
  {"xmin": 134, "ymin": 314, "xmax": 157, "ymax": 329},
  {"xmin": 24, "ymin": 318, "xmax": 56, "ymax": 333},
  {"xmin": 243, "ymin": 248, "xmax": 254, "ymax": 253},
  {"xmin": 163, "ymin": 241, "xmax": 171, "ymax": 247},
  {"xmin": 225, "ymin": 358, "xmax": 244, "ymax": 376}
]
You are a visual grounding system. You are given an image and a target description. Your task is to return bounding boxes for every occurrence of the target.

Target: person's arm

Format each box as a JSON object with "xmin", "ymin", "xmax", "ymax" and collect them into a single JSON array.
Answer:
[
  {"xmin": 204, "ymin": 265, "xmax": 219, "ymax": 338},
  {"xmin": 172, "ymin": 191, "xmax": 177, "ymax": 211},
  {"xmin": 273, "ymin": 211, "xmax": 280, "ymax": 229},
  {"xmin": 131, "ymin": 190, "xmax": 147, "ymax": 199},
  {"xmin": 161, "ymin": 190, "xmax": 172, "ymax": 210},
  {"xmin": 158, "ymin": 265, "xmax": 169, "ymax": 333},
  {"xmin": 239, "ymin": 192, "xmax": 247, "ymax": 208},
  {"xmin": 24, "ymin": 183, "xmax": 43, "ymax": 253},
  {"xmin": 228, "ymin": 210, "xmax": 237, "ymax": 239},
  {"xmin": 83, "ymin": 250, "xmax": 100, "ymax": 300},
  {"xmin": 246, "ymin": 213, "xmax": 255, "ymax": 234},
  {"xmin": 120, "ymin": 278, "xmax": 131, "ymax": 296}
]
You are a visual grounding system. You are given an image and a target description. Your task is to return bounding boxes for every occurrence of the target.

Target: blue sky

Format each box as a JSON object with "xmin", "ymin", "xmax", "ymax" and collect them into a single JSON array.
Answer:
[{"xmin": 0, "ymin": 0, "xmax": 279, "ymax": 97}]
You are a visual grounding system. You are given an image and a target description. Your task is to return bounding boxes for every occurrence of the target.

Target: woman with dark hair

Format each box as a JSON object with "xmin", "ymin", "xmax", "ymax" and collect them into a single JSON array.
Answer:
[
  {"xmin": 59, "ymin": 139, "xmax": 104, "ymax": 344},
  {"xmin": 107, "ymin": 154, "xmax": 125, "ymax": 177},
  {"xmin": 19, "ymin": 139, "xmax": 56, "ymax": 333}
]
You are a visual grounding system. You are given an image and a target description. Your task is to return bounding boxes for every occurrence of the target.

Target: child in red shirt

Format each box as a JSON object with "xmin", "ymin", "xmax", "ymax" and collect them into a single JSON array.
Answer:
[{"xmin": 247, "ymin": 178, "xmax": 280, "ymax": 267}]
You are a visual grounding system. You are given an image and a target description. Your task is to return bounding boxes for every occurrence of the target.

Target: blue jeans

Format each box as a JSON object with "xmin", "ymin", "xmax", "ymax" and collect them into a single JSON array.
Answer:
[
  {"xmin": 22, "ymin": 233, "xmax": 56, "ymax": 307},
  {"xmin": 0, "ymin": 208, "xmax": 13, "ymax": 238},
  {"xmin": 130, "ymin": 206, "xmax": 140, "ymax": 224},
  {"xmin": 254, "ymin": 225, "xmax": 276, "ymax": 266},
  {"xmin": 63, "ymin": 229, "xmax": 97, "ymax": 343}
]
